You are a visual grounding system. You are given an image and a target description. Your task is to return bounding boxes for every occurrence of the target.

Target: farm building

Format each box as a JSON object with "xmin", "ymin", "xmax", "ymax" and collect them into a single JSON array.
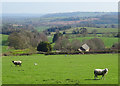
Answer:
[{"xmin": 78, "ymin": 43, "xmax": 90, "ymax": 52}]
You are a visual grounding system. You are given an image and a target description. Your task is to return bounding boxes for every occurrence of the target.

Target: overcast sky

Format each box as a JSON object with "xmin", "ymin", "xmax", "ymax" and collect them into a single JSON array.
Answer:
[{"xmin": 1, "ymin": 2, "xmax": 118, "ymax": 14}]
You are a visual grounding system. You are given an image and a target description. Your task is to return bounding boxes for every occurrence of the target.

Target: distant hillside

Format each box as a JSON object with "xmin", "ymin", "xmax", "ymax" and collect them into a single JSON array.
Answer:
[
  {"xmin": 2, "ymin": 12, "xmax": 118, "ymax": 33},
  {"xmin": 41, "ymin": 12, "xmax": 116, "ymax": 18}
]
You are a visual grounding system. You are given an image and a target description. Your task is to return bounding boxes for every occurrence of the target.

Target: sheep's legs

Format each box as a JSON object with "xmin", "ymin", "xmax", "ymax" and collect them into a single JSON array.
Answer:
[
  {"xmin": 101, "ymin": 75, "xmax": 104, "ymax": 80},
  {"xmin": 94, "ymin": 75, "xmax": 98, "ymax": 79}
]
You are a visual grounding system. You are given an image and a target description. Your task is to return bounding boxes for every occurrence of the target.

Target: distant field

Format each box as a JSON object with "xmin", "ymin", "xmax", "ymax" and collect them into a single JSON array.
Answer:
[
  {"xmin": 35, "ymin": 26, "xmax": 49, "ymax": 32},
  {"xmin": 47, "ymin": 35, "xmax": 53, "ymax": 43},
  {"xmin": 0, "ymin": 34, "xmax": 8, "ymax": 46},
  {"xmin": 63, "ymin": 27, "xmax": 118, "ymax": 33},
  {"xmin": 0, "ymin": 34, "xmax": 14, "ymax": 53},
  {"xmin": 69, "ymin": 37, "xmax": 118, "ymax": 48},
  {"xmin": 2, "ymin": 54, "xmax": 118, "ymax": 84},
  {"xmin": 48, "ymin": 35, "xmax": 118, "ymax": 48},
  {"xmin": 0, "ymin": 34, "xmax": 12, "ymax": 53}
]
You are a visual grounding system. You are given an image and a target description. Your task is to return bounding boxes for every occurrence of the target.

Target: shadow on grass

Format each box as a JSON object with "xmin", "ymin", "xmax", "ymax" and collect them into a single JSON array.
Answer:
[{"xmin": 85, "ymin": 79, "xmax": 101, "ymax": 80}]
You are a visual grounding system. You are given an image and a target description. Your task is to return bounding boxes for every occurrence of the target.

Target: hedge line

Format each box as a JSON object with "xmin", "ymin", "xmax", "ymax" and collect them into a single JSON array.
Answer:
[
  {"xmin": 44, "ymin": 50, "xmax": 120, "ymax": 55},
  {"xmin": 2, "ymin": 52, "xmax": 34, "ymax": 56},
  {"xmin": 2, "ymin": 50, "xmax": 120, "ymax": 56}
]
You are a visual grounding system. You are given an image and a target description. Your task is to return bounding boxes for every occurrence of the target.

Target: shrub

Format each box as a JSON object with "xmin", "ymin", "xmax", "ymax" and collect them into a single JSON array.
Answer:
[
  {"xmin": 71, "ymin": 39, "xmax": 82, "ymax": 51},
  {"xmin": 52, "ymin": 32, "xmax": 62, "ymax": 43},
  {"xmin": 37, "ymin": 41, "xmax": 52, "ymax": 52}
]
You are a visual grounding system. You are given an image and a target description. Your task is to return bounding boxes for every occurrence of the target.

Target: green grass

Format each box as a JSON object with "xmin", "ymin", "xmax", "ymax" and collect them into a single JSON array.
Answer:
[
  {"xmin": 0, "ymin": 34, "xmax": 15, "ymax": 53},
  {"xmin": 2, "ymin": 54, "xmax": 118, "ymax": 84},
  {"xmin": 64, "ymin": 27, "xmax": 118, "ymax": 33},
  {"xmin": 70, "ymin": 37, "xmax": 118, "ymax": 48},
  {"xmin": 35, "ymin": 26, "xmax": 49, "ymax": 32},
  {"xmin": 2, "ymin": 46, "xmax": 14, "ymax": 53},
  {"xmin": 0, "ymin": 34, "xmax": 8, "ymax": 46},
  {"xmin": 85, "ymin": 27, "xmax": 118, "ymax": 33},
  {"xmin": 47, "ymin": 35, "xmax": 53, "ymax": 43}
]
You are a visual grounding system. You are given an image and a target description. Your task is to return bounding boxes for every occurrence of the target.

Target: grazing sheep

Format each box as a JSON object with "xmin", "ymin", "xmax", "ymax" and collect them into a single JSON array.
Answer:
[
  {"xmin": 12, "ymin": 61, "xmax": 22, "ymax": 66},
  {"xmin": 34, "ymin": 63, "xmax": 37, "ymax": 66},
  {"xmin": 94, "ymin": 68, "xmax": 108, "ymax": 79}
]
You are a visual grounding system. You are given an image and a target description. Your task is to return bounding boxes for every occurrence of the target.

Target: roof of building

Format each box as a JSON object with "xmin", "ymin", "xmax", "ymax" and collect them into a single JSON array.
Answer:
[{"xmin": 82, "ymin": 44, "xmax": 89, "ymax": 50}]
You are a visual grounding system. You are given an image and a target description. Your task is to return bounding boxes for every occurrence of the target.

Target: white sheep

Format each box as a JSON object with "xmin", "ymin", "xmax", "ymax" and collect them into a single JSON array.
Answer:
[
  {"xmin": 12, "ymin": 61, "xmax": 22, "ymax": 66},
  {"xmin": 94, "ymin": 68, "xmax": 108, "ymax": 79},
  {"xmin": 34, "ymin": 63, "xmax": 38, "ymax": 66}
]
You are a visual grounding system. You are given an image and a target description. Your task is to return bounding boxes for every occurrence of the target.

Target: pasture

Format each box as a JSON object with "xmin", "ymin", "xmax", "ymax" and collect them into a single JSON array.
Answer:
[
  {"xmin": 47, "ymin": 35, "xmax": 118, "ymax": 48},
  {"xmin": 70, "ymin": 37, "xmax": 118, "ymax": 48},
  {"xmin": 0, "ymin": 34, "xmax": 14, "ymax": 53},
  {"xmin": 63, "ymin": 27, "xmax": 118, "ymax": 33},
  {"xmin": 2, "ymin": 54, "xmax": 118, "ymax": 84},
  {"xmin": 35, "ymin": 26, "xmax": 49, "ymax": 32}
]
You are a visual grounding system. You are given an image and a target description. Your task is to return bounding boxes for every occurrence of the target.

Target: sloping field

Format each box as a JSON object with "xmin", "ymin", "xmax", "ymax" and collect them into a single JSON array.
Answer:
[
  {"xmin": 70, "ymin": 37, "xmax": 118, "ymax": 48},
  {"xmin": 0, "ymin": 34, "xmax": 8, "ymax": 46},
  {"xmin": 64, "ymin": 27, "xmax": 118, "ymax": 33},
  {"xmin": 0, "ymin": 34, "xmax": 14, "ymax": 53},
  {"xmin": 2, "ymin": 54, "xmax": 118, "ymax": 84}
]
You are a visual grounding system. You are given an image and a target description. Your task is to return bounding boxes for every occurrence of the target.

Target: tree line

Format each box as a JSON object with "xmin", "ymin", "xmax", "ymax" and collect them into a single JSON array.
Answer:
[
  {"xmin": 2, "ymin": 24, "xmax": 36, "ymax": 35},
  {"xmin": 7, "ymin": 30, "xmax": 119, "ymax": 53},
  {"xmin": 46, "ymin": 25, "xmax": 71, "ymax": 32},
  {"xmin": 8, "ymin": 30, "xmax": 48, "ymax": 49}
]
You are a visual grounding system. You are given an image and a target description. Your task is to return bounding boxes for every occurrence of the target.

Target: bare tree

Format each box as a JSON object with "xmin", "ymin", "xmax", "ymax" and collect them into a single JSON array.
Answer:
[
  {"xmin": 80, "ymin": 27, "xmax": 88, "ymax": 37},
  {"xmin": 54, "ymin": 36, "xmax": 71, "ymax": 51},
  {"xmin": 71, "ymin": 39, "xmax": 82, "ymax": 51},
  {"xmin": 91, "ymin": 29, "xmax": 97, "ymax": 37},
  {"xmin": 85, "ymin": 38, "xmax": 105, "ymax": 51}
]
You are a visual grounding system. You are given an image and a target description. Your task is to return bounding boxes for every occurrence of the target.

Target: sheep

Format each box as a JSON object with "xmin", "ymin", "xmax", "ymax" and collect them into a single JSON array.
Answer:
[
  {"xmin": 94, "ymin": 68, "xmax": 108, "ymax": 79},
  {"xmin": 34, "ymin": 63, "xmax": 37, "ymax": 66},
  {"xmin": 12, "ymin": 61, "xmax": 22, "ymax": 66}
]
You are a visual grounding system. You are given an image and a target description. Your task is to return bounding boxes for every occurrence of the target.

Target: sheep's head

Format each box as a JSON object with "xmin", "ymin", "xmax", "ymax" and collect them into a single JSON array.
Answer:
[
  {"xmin": 105, "ymin": 68, "xmax": 108, "ymax": 72},
  {"xmin": 12, "ymin": 61, "xmax": 14, "ymax": 63}
]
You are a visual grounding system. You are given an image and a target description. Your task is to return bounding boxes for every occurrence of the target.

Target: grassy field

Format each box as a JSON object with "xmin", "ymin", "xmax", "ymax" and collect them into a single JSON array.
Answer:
[
  {"xmin": 0, "ymin": 34, "xmax": 15, "ymax": 53},
  {"xmin": 2, "ymin": 54, "xmax": 118, "ymax": 84},
  {"xmin": 35, "ymin": 26, "xmax": 49, "ymax": 32},
  {"xmin": 63, "ymin": 27, "xmax": 118, "ymax": 33},
  {"xmin": 0, "ymin": 34, "xmax": 8, "ymax": 46},
  {"xmin": 47, "ymin": 35, "xmax": 53, "ymax": 43}
]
